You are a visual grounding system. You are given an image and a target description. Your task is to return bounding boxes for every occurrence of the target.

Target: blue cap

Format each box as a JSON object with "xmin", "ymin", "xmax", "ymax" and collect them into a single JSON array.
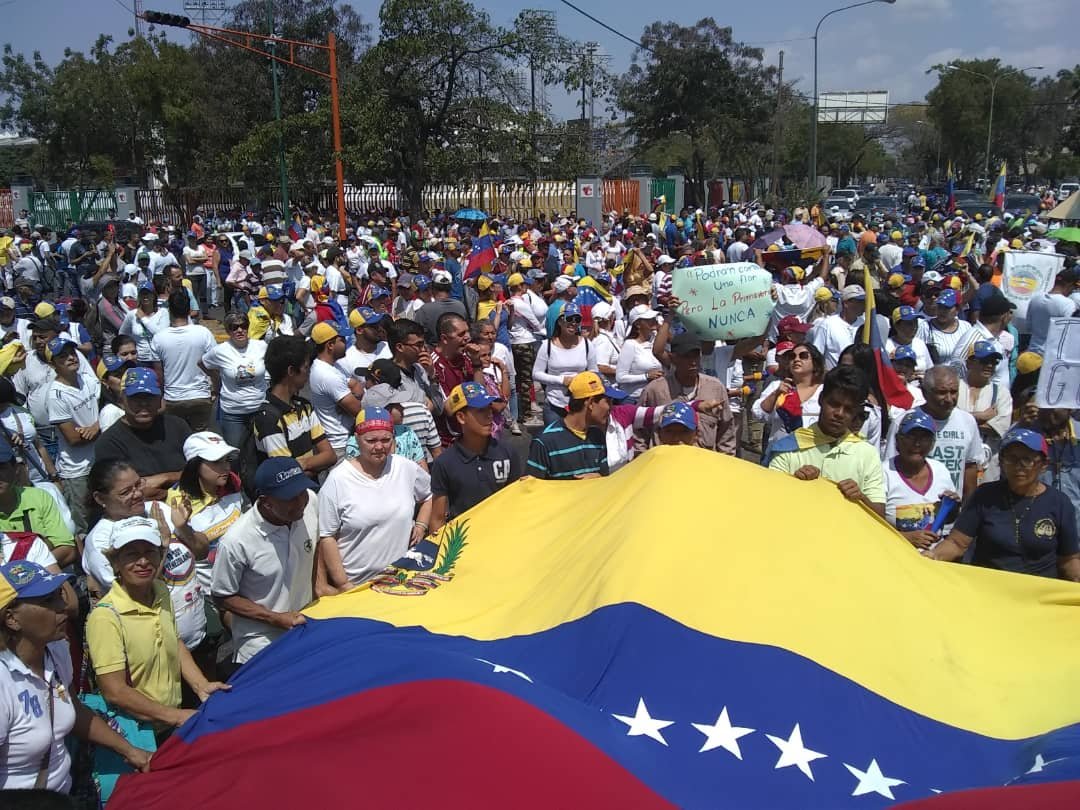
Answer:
[
  {"xmin": 1000, "ymin": 427, "xmax": 1048, "ymax": 456},
  {"xmin": 969, "ymin": 340, "xmax": 1003, "ymax": 361},
  {"xmin": 892, "ymin": 305, "xmax": 919, "ymax": 323},
  {"xmin": 369, "ymin": 285, "xmax": 391, "ymax": 299},
  {"xmin": 910, "ymin": 255, "xmax": 926, "ymax": 268},
  {"xmin": 902, "ymin": 246, "xmax": 918, "ymax": 257},
  {"xmin": 561, "ymin": 302, "xmax": 582, "ymax": 319},
  {"xmin": 950, "ymin": 244, "xmax": 965, "ymax": 255},
  {"xmin": 253, "ymin": 457, "xmax": 316, "ymax": 499},
  {"xmin": 414, "ymin": 276, "xmax": 430, "ymax": 291},
  {"xmin": 263, "ymin": 285, "xmax": 286, "ymax": 301},
  {"xmin": 103, "ymin": 356, "xmax": 127, "ymax": 373},
  {"xmin": 44, "ymin": 337, "xmax": 77, "ymax": 363},
  {"xmin": 446, "ymin": 381, "xmax": 503, "ymax": 415},
  {"xmin": 876, "ymin": 233, "xmax": 889, "ymax": 244},
  {"xmin": 595, "ymin": 271, "xmax": 612, "ymax": 286},
  {"xmin": 892, "ymin": 345, "xmax": 917, "ymax": 363},
  {"xmin": 660, "ymin": 401, "xmax": 697, "ymax": 431},
  {"xmin": 840, "ymin": 225, "xmax": 850, "ymax": 232},
  {"xmin": 138, "ymin": 281, "xmax": 154, "ymax": 293},
  {"xmin": 936, "ymin": 289, "xmax": 958, "ymax": 308},
  {"xmin": 898, "ymin": 409, "xmax": 936, "ymax": 435},
  {"xmin": 0, "ymin": 561, "xmax": 71, "ymax": 609},
  {"xmin": 122, "ymin": 367, "xmax": 162, "ymax": 397}
]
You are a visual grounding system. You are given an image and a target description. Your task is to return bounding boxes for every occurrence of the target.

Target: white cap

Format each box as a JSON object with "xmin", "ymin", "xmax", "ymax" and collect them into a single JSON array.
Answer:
[
  {"xmin": 628, "ymin": 304, "xmax": 660, "ymax": 325},
  {"xmin": 591, "ymin": 301, "xmax": 615, "ymax": 321},
  {"xmin": 110, "ymin": 515, "xmax": 162, "ymax": 550},
  {"xmin": 183, "ymin": 431, "xmax": 237, "ymax": 462},
  {"xmin": 553, "ymin": 276, "xmax": 575, "ymax": 293},
  {"xmin": 320, "ymin": 236, "xmax": 334, "ymax": 245},
  {"xmin": 922, "ymin": 270, "xmax": 944, "ymax": 283},
  {"xmin": 141, "ymin": 233, "xmax": 159, "ymax": 242},
  {"xmin": 656, "ymin": 255, "xmax": 676, "ymax": 266},
  {"xmin": 648, "ymin": 213, "xmax": 658, "ymax": 222},
  {"xmin": 432, "ymin": 269, "xmax": 452, "ymax": 285}
]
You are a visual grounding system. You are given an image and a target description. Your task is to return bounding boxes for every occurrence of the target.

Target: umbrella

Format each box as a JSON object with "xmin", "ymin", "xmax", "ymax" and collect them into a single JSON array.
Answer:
[
  {"xmin": 1046, "ymin": 194, "xmax": 1080, "ymax": 221},
  {"xmin": 1049, "ymin": 226, "xmax": 1080, "ymax": 243},
  {"xmin": 783, "ymin": 222, "xmax": 827, "ymax": 250},
  {"xmin": 453, "ymin": 207, "xmax": 487, "ymax": 222},
  {"xmin": 749, "ymin": 228, "xmax": 785, "ymax": 251}
]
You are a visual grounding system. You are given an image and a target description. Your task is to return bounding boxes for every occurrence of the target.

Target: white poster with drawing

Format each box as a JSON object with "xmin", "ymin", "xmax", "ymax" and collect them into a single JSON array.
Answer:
[
  {"xmin": 1001, "ymin": 250, "xmax": 1063, "ymax": 330},
  {"xmin": 1036, "ymin": 318, "xmax": 1080, "ymax": 409}
]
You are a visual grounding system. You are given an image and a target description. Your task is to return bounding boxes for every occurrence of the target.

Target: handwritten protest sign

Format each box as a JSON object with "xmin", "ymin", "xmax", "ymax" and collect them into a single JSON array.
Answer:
[
  {"xmin": 1035, "ymin": 318, "xmax": 1080, "ymax": 409},
  {"xmin": 671, "ymin": 263, "xmax": 774, "ymax": 341},
  {"xmin": 1001, "ymin": 250, "xmax": 1063, "ymax": 330}
]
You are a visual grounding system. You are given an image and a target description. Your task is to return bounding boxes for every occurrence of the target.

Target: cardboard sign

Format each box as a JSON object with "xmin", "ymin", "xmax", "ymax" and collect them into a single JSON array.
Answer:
[
  {"xmin": 671, "ymin": 263, "xmax": 774, "ymax": 341},
  {"xmin": 1035, "ymin": 317, "xmax": 1080, "ymax": 409},
  {"xmin": 1001, "ymin": 250, "xmax": 1063, "ymax": 330}
]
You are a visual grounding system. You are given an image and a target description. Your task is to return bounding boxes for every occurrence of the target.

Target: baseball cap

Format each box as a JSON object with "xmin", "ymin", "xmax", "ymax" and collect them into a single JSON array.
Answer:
[
  {"xmin": 841, "ymin": 285, "xmax": 866, "ymax": 301},
  {"xmin": 922, "ymin": 270, "xmax": 943, "ymax": 284},
  {"xmin": 364, "ymin": 358, "xmax": 402, "ymax": 388},
  {"xmin": 553, "ymin": 276, "xmax": 575, "ymax": 293},
  {"xmin": 413, "ymin": 276, "xmax": 431, "ymax": 291},
  {"xmin": 670, "ymin": 332, "xmax": 702, "ymax": 354},
  {"xmin": 44, "ymin": 337, "xmax": 76, "ymax": 362},
  {"xmin": 349, "ymin": 307, "xmax": 386, "ymax": 329},
  {"xmin": 813, "ymin": 286, "xmax": 837, "ymax": 303},
  {"xmin": 774, "ymin": 340, "xmax": 795, "ymax": 356},
  {"xmin": 891, "ymin": 305, "xmax": 919, "ymax": 324},
  {"xmin": 968, "ymin": 340, "xmax": 1003, "ymax": 362},
  {"xmin": 477, "ymin": 275, "xmax": 494, "ymax": 292},
  {"xmin": 936, "ymin": 290, "xmax": 959, "ymax": 308},
  {"xmin": 892, "ymin": 345, "xmax": 917, "ymax": 363},
  {"xmin": 445, "ymin": 381, "xmax": 503, "ymax": 415},
  {"xmin": 890, "ymin": 230, "xmax": 903, "ymax": 241},
  {"xmin": 898, "ymin": 409, "xmax": 936, "ymax": 435},
  {"xmin": 659, "ymin": 401, "xmax": 697, "ymax": 431},
  {"xmin": 591, "ymin": 301, "xmax": 615, "ymax": 321},
  {"xmin": 369, "ymin": 285, "xmax": 391, "ymax": 300},
  {"xmin": 311, "ymin": 321, "xmax": 346, "ymax": 345},
  {"xmin": 902, "ymin": 246, "xmax": 918, "ymax": 258},
  {"xmin": 432, "ymin": 269, "xmax": 452, "ymax": 285},
  {"xmin": 656, "ymin": 255, "xmax": 676, "ymax": 266},
  {"xmin": 910, "ymin": 255, "xmax": 926, "ymax": 268},
  {"xmin": 777, "ymin": 315, "xmax": 810, "ymax": 335},
  {"xmin": 259, "ymin": 285, "xmax": 286, "ymax": 301},
  {"xmin": 0, "ymin": 297, "xmax": 14, "ymax": 311},
  {"xmin": 354, "ymin": 405, "xmax": 395, "ymax": 435},
  {"xmin": 122, "ymin": 367, "xmax": 162, "ymax": 397},
  {"xmin": 253, "ymin": 457, "xmax": 316, "ymax": 499},
  {"xmin": 628, "ymin": 304, "xmax": 660, "ymax": 325},
  {"xmin": 34, "ymin": 302, "xmax": 57, "ymax": 319},
  {"xmin": 363, "ymin": 383, "xmax": 410, "ymax": 410},
  {"xmin": 567, "ymin": 371, "xmax": 626, "ymax": 401},
  {"xmin": 526, "ymin": 268, "xmax": 546, "ymax": 281},
  {"xmin": 1000, "ymin": 427, "xmax": 1048, "ymax": 456},
  {"xmin": 623, "ymin": 285, "xmax": 649, "ymax": 300},
  {"xmin": 109, "ymin": 515, "xmax": 163, "ymax": 551},
  {"xmin": 183, "ymin": 431, "xmax": 237, "ymax": 462},
  {"xmin": 0, "ymin": 561, "xmax": 71, "ymax": 610},
  {"xmin": 507, "ymin": 272, "xmax": 525, "ymax": 287}
]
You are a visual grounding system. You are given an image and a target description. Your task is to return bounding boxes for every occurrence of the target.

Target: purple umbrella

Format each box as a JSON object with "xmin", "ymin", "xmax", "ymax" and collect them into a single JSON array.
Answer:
[{"xmin": 750, "ymin": 228, "xmax": 785, "ymax": 251}]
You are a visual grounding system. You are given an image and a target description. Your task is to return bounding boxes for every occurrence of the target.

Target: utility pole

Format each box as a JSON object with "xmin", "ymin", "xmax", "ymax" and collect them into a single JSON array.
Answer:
[
  {"xmin": 267, "ymin": 0, "xmax": 289, "ymax": 224},
  {"xmin": 770, "ymin": 50, "xmax": 784, "ymax": 199},
  {"xmin": 134, "ymin": 0, "xmax": 144, "ymax": 37}
]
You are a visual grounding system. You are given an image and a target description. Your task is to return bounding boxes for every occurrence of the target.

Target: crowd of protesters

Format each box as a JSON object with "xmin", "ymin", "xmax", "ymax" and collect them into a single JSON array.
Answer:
[{"xmin": 0, "ymin": 191, "xmax": 1077, "ymax": 804}]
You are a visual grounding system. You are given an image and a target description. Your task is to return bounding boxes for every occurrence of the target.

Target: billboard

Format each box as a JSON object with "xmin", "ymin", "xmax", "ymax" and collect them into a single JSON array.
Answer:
[{"xmin": 817, "ymin": 91, "xmax": 889, "ymax": 124}]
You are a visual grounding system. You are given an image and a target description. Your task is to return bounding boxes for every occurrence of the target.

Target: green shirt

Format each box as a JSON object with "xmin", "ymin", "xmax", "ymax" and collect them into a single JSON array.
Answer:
[
  {"xmin": 768, "ymin": 425, "xmax": 886, "ymax": 504},
  {"xmin": 0, "ymin": 487, "xmax": 76, "ymax": 549}
]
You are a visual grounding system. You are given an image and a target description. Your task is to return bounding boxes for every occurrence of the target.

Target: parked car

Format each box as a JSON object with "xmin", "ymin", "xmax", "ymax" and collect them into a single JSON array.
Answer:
[
  {"xmin": 1058, "ymin": 182, "xmax": 1079, "ymax": 202},
  {"xmin": 1002, "ymin": 193, "xmax": 1041, "ymax": 214},
  {"xmin": 823, "ymin": 198, "xmax": 854, "ymax": 221},
  {"xmin": 831, "ymin": 188, "xmax": 860, "ymax": 205},
  {"xmin": 853, "ymin": 196, "xmax": 900, "ymax": 221}
]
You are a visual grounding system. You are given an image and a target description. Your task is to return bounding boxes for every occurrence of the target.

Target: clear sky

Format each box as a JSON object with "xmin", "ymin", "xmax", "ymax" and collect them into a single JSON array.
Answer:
[{"xmin": 2, "ymin": 0, "xmax": 1075, "ymax": 122}]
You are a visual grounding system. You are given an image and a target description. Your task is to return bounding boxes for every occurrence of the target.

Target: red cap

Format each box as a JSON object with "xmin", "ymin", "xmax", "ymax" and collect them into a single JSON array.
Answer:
[
  {"xmin": 777, "ymin": 315, "xmax": 811, "ymax": 335},
  {"xmin": 775, "ymin": 341, "xmax": 796, "ymax": 356}
]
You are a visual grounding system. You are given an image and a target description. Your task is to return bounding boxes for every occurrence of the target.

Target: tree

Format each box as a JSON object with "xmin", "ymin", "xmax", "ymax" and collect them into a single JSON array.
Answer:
[{"xmin": 616, "ymin": 19, "xmax": 776, "ymax": 207}]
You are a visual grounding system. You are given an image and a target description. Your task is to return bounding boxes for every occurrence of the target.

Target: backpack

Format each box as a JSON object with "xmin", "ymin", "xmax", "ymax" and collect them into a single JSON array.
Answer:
[{"xmin": 236, "ymin": 398, "xmax": 288, "ymax": 500}]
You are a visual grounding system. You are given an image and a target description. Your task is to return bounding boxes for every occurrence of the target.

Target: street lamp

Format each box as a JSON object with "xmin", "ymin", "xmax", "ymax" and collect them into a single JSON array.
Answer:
[
  {"xmin": 915, "ymin": 120, "xmax": 940, "ymax": 182},
  {"xmin": 939, "ymin": 63, "xmax": 1043, "ymax": 178},
  {"xmin": 810, "ymin": 0, "xmax": 895, "ymax": 195}
]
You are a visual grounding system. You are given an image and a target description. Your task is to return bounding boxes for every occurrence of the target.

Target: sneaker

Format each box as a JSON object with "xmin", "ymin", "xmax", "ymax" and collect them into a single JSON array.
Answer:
[{"xmin": 511, "ymin": 421, "xmax": 522, "ymax": 436}]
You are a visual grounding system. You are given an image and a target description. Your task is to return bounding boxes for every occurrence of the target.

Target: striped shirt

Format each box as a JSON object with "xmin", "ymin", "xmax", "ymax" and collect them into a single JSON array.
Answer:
[
  {"xmin": 527, "ymin": 420, "xmax": 609, "ymax": 480},
  {"xmin": 252, "ymin": 394, "xmax": 326, "ymax": 467},
  {"xmin": 400, "ymin": 401, "xmax": 441, "ymax": 461}
]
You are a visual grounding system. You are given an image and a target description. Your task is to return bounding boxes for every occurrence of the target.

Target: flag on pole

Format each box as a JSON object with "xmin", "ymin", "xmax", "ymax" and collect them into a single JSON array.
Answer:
[
  {"xmin": 288, "ymin": 215, "xmax": 304, "ymax": 243},
  {"xmin": 991, "ymin": 162, "xmax": 1007, "ymax": 210},
  {"xmin": 945, "ymin": 161, "xmax": 956, "ymax": 213},
  {"xmin": 862, "ymin": 266, "xmax": 915, "ymax": 410},
  {"xmin": 463, "ymin": 221, "xmax": 496, "ymax": 280}
]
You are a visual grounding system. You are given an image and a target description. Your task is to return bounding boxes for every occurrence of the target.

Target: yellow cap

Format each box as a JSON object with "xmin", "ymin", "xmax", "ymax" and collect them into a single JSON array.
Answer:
[
  {"xmin": 949, "ymin": 275, "xmax": 963, "ymax": 290},
  {"xmin": 1016, "ymin": 351, "xmax": 1042, "ymax": 375},
  {"xmin": 568, "ymin": 371, "xmax": 611, "ymax": 400},
  {"xmin": 813, "ymin": 286, "xmax": 834, "ymax": 302},
  {"xmin": 890, "ymin": 231, "xmax": 903, "ymax": 241},
  {"xmin": 311, "ymin": 322, "xmax": 342, "ymax": 345},
  {"xmin": 507, "ymin": 273, "xmax": 526, "ymax": 287},
  {"xmin": 887, "ymin": 273, "xmax": 905, "ymax": 288},
  {"xmin": 518, "ymin": 257, "xmax": 532, "ymax": 269},
  {"xmin": 34, "ymin": 302, "xmax": 57, "ymax": 319},
  {"xmin": 1010, "ymin": 238, "xmax": 1024, "ymax": 249},
  {"xmin": 477, "ymin": 275, "xmax": 493, "ymax": 291}
]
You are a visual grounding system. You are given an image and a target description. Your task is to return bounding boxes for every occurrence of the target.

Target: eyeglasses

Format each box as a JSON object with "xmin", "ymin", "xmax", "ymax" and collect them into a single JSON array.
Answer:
[
  {"xmin": 1002, "ymin": 455, "xmax": 1041, "ymax": 469},
  {"xmin": 401, "ymin": 340, "xmax": 425, "ymax": 350}
]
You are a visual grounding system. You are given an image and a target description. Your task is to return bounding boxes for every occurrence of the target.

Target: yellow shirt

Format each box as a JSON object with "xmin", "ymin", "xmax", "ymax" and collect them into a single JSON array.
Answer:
[
  {"xmin": 0, "ymin": 236, "xmax": 11, "ymax": 266},
  {"xmin": 768, "ymin": 424, "xmax": 886, "ymax": 503},
  {"xmin": 85, "ymin": 580, "xmax": 181, "ymax": 713},
  {"xmin": 247, "ymin": 305, "xmax": 274, "ymax": 340},
  {"xmin": 476, "ymin": 299, "xmax": 497, "ymax": 322}
]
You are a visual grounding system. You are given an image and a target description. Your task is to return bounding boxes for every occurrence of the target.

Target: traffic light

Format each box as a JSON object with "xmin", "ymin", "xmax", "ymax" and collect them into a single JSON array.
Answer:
[{"xmin": 143, "ymin": 10, "xmax": 191, "ymax": 27}]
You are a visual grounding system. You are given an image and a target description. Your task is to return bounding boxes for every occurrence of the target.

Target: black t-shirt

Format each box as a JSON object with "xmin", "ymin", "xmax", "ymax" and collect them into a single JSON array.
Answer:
[
  {"xmin": 954, "ymin": 481, "xmax": 1080, "ymax": 577},
  {"xmin": 415, "ymin": 299, "xmax": 469, "ymax": 345},
  {"xmin": 94, "ymin": 414, "xmax": 192, "ymax": 477},
  {"xmin": 430, "ymin": 437, "xmax": 522, "ymax": 519}
]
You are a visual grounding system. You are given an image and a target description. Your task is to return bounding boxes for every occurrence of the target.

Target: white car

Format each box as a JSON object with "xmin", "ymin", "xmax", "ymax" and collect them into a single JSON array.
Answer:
[
  {"xmin": 1058, "ymin": 182, "xmax": 1079, "ymax": 202},
  {"xmin": 824, "ymin": 198, "xmax": 854, "ymax": 222},
  {"xmin": 831, "ymin": 188, "xmax": 860, "ymax": 205}
]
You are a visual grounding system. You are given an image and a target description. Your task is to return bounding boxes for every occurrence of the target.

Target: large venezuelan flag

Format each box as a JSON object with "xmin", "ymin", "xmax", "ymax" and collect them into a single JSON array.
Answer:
[{"xmin": 110, "ymin": 447, "xmax": 1080, "ymax": 809}]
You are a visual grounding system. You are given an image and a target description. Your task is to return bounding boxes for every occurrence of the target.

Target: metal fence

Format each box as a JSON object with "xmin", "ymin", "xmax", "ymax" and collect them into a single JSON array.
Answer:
[
  {"xmin": 602, "ymin": 179, "xmax": 640, "ymax": 215},
  {"xmin": 28, "ymin": 189, "xmax": 118, "ymax": 231}
]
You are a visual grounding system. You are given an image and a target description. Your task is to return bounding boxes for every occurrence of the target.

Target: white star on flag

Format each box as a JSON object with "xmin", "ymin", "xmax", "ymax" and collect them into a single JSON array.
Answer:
[
  {"xmin": 691, "ymin": 707, "xmax": 754, "ymax": 758},
  {"xmin": 474, "ymin": 658, "xmax": 532, "ymax": 683},
  {"xmin": 612, "ymin": 698, "xmax": 675, "ymax": 746},
  {"xmin": 766, "ymin": 723, "xmax": 827, "ymax": 781},
  {"xmin": 844, "ymin": 759, "xmax": 906, "ymax": 799}
]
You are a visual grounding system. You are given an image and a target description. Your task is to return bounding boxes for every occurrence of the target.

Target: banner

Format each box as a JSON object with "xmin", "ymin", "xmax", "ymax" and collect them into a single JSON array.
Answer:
[
  {"xmin": 671, "ymin": 262, "xmax": 774, "ymax": 340},
  {"xmin": 1001, "ymin": 250, "xmax": 1063, "ymax": 330},
  {"xmin": 1035, "ymin": 317, "xmax": 1080, "ymax": 409}
]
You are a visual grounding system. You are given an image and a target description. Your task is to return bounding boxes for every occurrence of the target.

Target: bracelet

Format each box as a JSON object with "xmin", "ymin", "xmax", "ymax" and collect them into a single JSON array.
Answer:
[{"xmin": 413, "ymin": 521, "xmax": 428, "ymax": 530}]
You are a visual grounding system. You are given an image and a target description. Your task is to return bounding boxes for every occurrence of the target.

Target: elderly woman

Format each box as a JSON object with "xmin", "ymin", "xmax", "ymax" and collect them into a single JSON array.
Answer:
[
  {"xmin": 961, "ymin": 340, "xmax": 1012, "ymax": 483},
  {"xmin": 201, "ymin": 311, "xmax": 268, "ymax": 449},
  {"xmin": 930, "ymin": 428, "xmax": 1080, "ymax": 580},
  {"xmin": 884, "ymin": 409, "xmax": 958, "ymax": 550},
  {"xmin": 84, "ymin": 458, "xmax": 209, "ymax": 653},
  {"xmin": 0, "ymin": 560, "xmax": 151, "ymax": 791},
  {"xmin": 885, "ymin": 305, "xmax": 933, "ymax": 375},
  {"xmin": 316, "ymin": 407, "xmax": 432, "ymax": 595},
  {"xmin": 85, "ymin": 516, "xmax": 229, "ymax": 740}
]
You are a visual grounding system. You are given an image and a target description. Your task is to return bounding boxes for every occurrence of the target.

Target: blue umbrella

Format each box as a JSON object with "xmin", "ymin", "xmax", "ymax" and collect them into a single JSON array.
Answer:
[{"xmin": 454, "ymin": 208, "xmax": 487, "ymax": 222}]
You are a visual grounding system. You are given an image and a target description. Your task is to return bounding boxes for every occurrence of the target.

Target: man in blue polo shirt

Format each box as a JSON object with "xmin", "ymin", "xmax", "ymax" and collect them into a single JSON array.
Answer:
[
  {"xmin": 429, "ymin": 382, "xmax": 522, "ymax": 534},
  {"xmin": 527, "ymin": 371, "xmax": 626, "ymax": 480}
]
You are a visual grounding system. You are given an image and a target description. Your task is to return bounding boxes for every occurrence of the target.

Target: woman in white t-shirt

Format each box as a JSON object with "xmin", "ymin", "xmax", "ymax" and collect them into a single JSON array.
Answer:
[
  {"xmin": 531, "ymin": 303, "xmax": 599, "ymax": 425},
  {"xmin": 886, "ymin": 306, "xmax": 933, "ymax": 375},
  {"xmin": 616, "ymin": 304, "xmax": 664, "ymax": 403},
  {"xmin": 201, "ymin": 311, "xmax": 269, "ymax": 449},
  {"xmin": 590, "ymin": 301, "xmax": 622, "ymax": 386},
  {"xmin": 753, "ymin": 344, "xmax": 825, "ymax": 443},
  {"xmin": 885, "ymin": 410, "xmax": 958, "ymax": 551},
  {"xmin": 119, "ymin": 284, "xmax": 170, "ymax": 363},
  {"xmin": 84, "ymin": 458, "xmax": 209, "ymax": 651},
  {"xmin": 0, "ymin": 561, "xmax": 151, "ymax": 792},
  {"xmin": 316, "ymin": 407, "xmax": 432, "ymax": 594}
]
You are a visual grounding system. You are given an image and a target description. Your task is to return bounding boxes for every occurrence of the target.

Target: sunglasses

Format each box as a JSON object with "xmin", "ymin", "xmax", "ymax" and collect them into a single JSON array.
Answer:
[
  {"xmin": 228, "ymin": 323, "xmax": 248, "ymax": 332},
  {"xmin": 789, "ymin": 351, "xmax": 811, "ymax": 360},
  {"xmin": 563, "ymin": 315, "xmax": 582, "ymax": 324}
]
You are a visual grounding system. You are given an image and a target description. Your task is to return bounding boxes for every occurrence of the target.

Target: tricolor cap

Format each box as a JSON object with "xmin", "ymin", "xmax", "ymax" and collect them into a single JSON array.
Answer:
[
  {"xmin": 506, "ymin": 272, "xmax": 526, "ymax": 288},
  {"xmin": 260, "ymin": 285, "xmax": 286, "ymax": 301},
  {"xmin": 349, "ymin": 307, "xmax": 387, "ymax": 329},
  {"xmin": 183, "ymin": 431, "xmax": 237, "ymax": 462},
  {"xmin": 892, "ymin": 345, "xmax": 917, "ymax": 363},
  {"xmin": 898, "ymin": 409, "xmax": 935, "ymax": 435},
  {"xmin": 44, "ymin": 337, "xmax": 77, "ymax": 363},
  {"xmin": 1000, "ymin": 427, "xmax": 1048, "ymax": 456},
  {"xmin": 936, "ymin": 289, "xmax": 959, "ymax": 308},
  {"xmin": 891, "ymin": 305, "xmax": 919, "ymax": 324},
  {"xmin": 109, "ymin": 515, "xmax": 162, "ymax": 551},
  {"xmin": 0, "ymin": 561, "xmax": 71, "ymax": 610},
  {"xmin": 660, "ymin": 401, "xmax": 697, "ymax": 431},
  {"xmin": 841, "ymin": 285, "xmax": 866, "ymax": 301},
  {"xmin": 445, "ymin": 381, "xmax": 503, "ymax": 416},
  {"xmin": 567, "ymin": 371, "xmax": 626, "ymax": 401},
  {"xmin": 355, "ymin": 406, "xmax": 395, "ymax": 435},
  {"xmin": 968, "ymin": 340, "xmax": 1003, "ymax": 362},
  {"xmin": 122, "ymin": 367, "xmax": 162, "ymax": 397},
  {"xmin": 887, "ymin": 273, "xmax": 906, "ymax": 289},
  {"xmin": 369, "ymin": 285, "xmax": 391, "ymax": 300},
  {"xmin": 253, "ymin": 457, "xmax": 316, "ymax": 499},
  {"xmin": 813, "ymin": 286, "xmax": 838, "ymax": 303},
  {"xmin": 311, "ymin": 321, "xmax": 345, "ymax": 345}
]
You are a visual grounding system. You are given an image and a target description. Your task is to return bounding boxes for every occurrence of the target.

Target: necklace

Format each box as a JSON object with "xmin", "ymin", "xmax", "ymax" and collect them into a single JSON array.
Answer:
[{"xmin": 1008, "ymin": 490, "xmax": 1040, "ymax": 546}]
